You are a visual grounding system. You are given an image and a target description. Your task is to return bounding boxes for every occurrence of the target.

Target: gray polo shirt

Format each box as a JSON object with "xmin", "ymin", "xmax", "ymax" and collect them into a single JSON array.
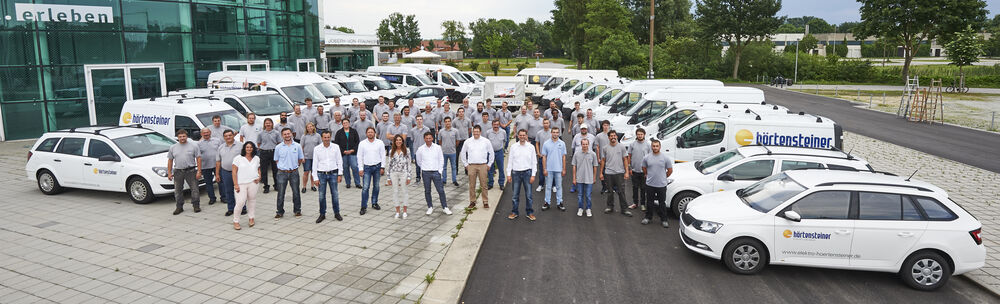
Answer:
[
  {"xmin": 353, "ymin": 119, "xmax": 375, "ymax": 135},
  {"xmin": 572, "ymin": 151, "xmax": 599, "ymax": 184},
  {"xmin": 628, "ymin": 140, "xmax": 651, "ymax": 173},
  {"xmin": 642, "ymin": 152, "xmax": 674, "ymax": 188},
  {"xmin": 483, "ymin": 128, "xmax": 507, "ymax": 151},
  {"xmin": 168, "ymin": 141, "xmax": 201, "ymax": 169},
  {"xmin": 300, "ymin": 133, "xmax": 321, "ymax": 159},
  {"xmin": 421, "ymin": 111, "xmax": 439, "ymax": 128},
  {"xmin": 217, "ymin": 141, "xmax": 243, "ymax": 171},
  {"xmin": 513, "ymin": 114, "xmax": 532, "ymax": 135},
  {"xmin": 373, "ymin": 103, "xmax": 391, "ymax": 118},
  {"xmin": 409, "ymin": 125, "xmax": 431, "ymax": 143},
  {"xmin": 584, "ymin": 118, "xmax": 599, "ymax": 132},
  {"xmin": 437, "ymin": 128, "xmax": 459, "ymax": 154},
  {"xmin": 453, "ymin": 117, "xmax": 471, "ymax": 140},
  {"xmin": 526, "ymin": 118, "xmax": 544, "ymax": 140},
  {"xmin": 572, "ymin": 133, "xmax": 596, "ymax": 153},
  {"xmin": 276, "ymin": 122, "xmax": 296, "ymax": 137},
  {"xmin": 400, "ymin": 116, "xmax": 414, "ymax": 128},
  {"xmin": 496, "ymin": 110, "xmax": 512, "ymax": 126},
  {"xmin": 595, "ymin": 133, "xmax": 611, "ymax": 151},
  {"xmin": 258, "ymin": 129, "xmax": 281, "ymax": 150},
  {"xmin": 386, "ymin": 124, "xmax": 408, "ymax": 143},
  {"xmin": 601, "ymin": 143, "xmax": 628, "ymax": 174},
  {"xmin": 239, "ymin": 123, "xmax": 261, "ymax": 144},
  {"xmin": 197, "ymin": 138, "xmax": 221, "ymax": 169},
  {"xmin": 287, "ymin": 115, "xmax": 307, "ymax": 139},
  {"xmin": 315, "ymin": 113, "xmax": 331, "ymax": 130},
  {"xmin": 207, "ymin": 125, "xmax": 233, "ymax": 140},
  {"xmin": 535, "ymin": 129, "xmax": 551, "ymax": 145},
  {"xmin": 329, "ymin": 105, "xmax": 347, "ymax": 119}
]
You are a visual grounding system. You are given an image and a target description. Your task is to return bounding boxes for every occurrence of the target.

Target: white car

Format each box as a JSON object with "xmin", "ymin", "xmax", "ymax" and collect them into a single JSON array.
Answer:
[
  {"xmin": 667, "ymin": 145, "xmax": 872, "ymax": 215},
  {"xmin": 680, "ymin": 170, "xmax": 984, "ymax": 291},
  {"xmin": 26, "ymin": 126, "xmax": 199, "ymax": 204}
]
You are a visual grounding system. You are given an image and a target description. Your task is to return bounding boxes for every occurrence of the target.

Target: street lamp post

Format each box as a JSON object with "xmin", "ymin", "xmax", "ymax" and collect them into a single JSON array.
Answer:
[
  {"xmin": 794, "ymin": 38, "xmax": 800, "ymax": 84},
  {"xmin": 648, "ymin": 0, "xmax": 655, "ymax": 79}
]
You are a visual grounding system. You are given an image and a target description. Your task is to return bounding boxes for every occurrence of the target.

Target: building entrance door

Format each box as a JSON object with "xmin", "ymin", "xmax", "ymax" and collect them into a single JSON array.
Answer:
[{"xmin": 85, "ymin": 64, "xmax": 166, "ymax": 126}]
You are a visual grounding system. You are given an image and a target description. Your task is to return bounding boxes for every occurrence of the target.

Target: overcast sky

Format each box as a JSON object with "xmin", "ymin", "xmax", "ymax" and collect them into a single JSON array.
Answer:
[{"xmin": 328, "ymin": 0, "xmax": 1000, "ymax": 37}]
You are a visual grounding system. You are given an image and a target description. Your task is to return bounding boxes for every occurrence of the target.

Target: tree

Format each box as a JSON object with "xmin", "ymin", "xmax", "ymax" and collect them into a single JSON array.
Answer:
[
  {"xmin": 776, "ymin": 23, "xmax": 802, "ymax": 33},
  {"xmin": 945, "ymin": 26, "xmax": 985, "ymax": 76},
  {"xmin": 696, "ymin": 0, "xmax": 783, "ymax": 79},
  {"xmin": 468, "ymin": 18, "xmax": 518, "ymax": 59},
  {"xmin": 836, "ymin": 21, "xmax": 860, "ymax": 33},
  {"xmin": 427, "ymin": 40, "xmax": 436, "ymax": 51},
  {"xmin": 591, "ymin": 33, "xmax": 647, "ymax": 76},
  {"xmin": 441, "ymin": 20, "xmax": 466, "ymax": 49},
  {"xmin": 623, "ymin": 0, "xmax": 694, "ymax": 44},
  {"xmin": 783, "ymin": 16, "xmax": 833, "ymax": 33},
  {"xmin": 854, "ymin": 0, "xmax": 988, "ymax": 80},
  {"xmin": 325, "ymin": 26, "xmax": 355, "ymax": 33},
  {"xmin": 516, "ymin": 18, "xmax": 556, "ymax": 57},
  {"xmin": 582, "ymin": 0, "xmax": 632, "ymax": 67},
  {"xmin": 799, "ymin": 34, "xmax": 818, "ymax": 52},
  {"xmin": 376, "ymin": 13, "xmax": 422, "ymax": 52},
  {"xmin": 552, "ymin": 0, "xmax": 590, "ymax": 68}
]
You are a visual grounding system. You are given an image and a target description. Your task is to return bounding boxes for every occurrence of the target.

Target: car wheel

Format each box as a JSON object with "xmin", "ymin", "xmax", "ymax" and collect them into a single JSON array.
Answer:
[
  {"xmin": 672, "ymin": 191, "xmax": 701, "ymax": 216},
  {"xmin": 36, "ymin": 170, "xmax": 63, "ymax": 195},
  {"xmin": 128, "ymin": 177, "xmax": 155, "ymax": 204},
  {"xmin": 900, "ymin": 251, "xmax": 951, "ymax": 291},
  {"xmin": 723, "ymin": 238, "xmax": 767, "ymax": 275}
]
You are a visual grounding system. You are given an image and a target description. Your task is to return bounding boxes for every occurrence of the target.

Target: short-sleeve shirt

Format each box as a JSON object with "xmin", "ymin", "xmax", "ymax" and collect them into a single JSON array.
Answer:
[
  {"xmin": 274, "ymin": 142, "xmax": 304, "ymax": 170},
  {"xmin": 526, "ymin": 118, "xmax": 544, "ymax": 139},
  {"xmin": 642, "ymin": 152, "xmax": 674, "ymax": 188},
  {"xmin": 496, "ymin": 110, "xmax": 513, "ymax": 126},
  {"xmin": 300, "ymin": 133, "xmax": 321, "ymax": 159},
  {"xmin": 409, "ymin": 125, "xmax": 431, "ymax": 143},
  {"xmin": 217, "ymin": 141, "xmax": 243, "ymax": 171},
  {"xmin": 595, "ymin": 133, "xmax": 611, "ymax": 151},
  {"xmin": 535, "ymin": 129, "xmax": 551, "ymax": 145},
  {"xmin": 207, "ymin": 125, "xmax": 234, "ymax": 140},
  {"xmin": 353, "ymin": 119, "xmax": 375, "ymax": 136},
  {"xmin": 287, "ymin": 116, "xmax": 307, "ymax": 139},
  {"xmin": 197, "ymin": 138, "xmax": 222, "ymax": 169},
  {"xmin": 572, "ymin": 133, "xmax": 596, "ymax": 153},
  {"xmin": 601, "ymin": 143, "xmax": 628, "ymax": 174},
  {"xmin": 168, "ymin": 142, "xmax": 201, "ymax": 169},
  {"xmin": 387, "ymin": 124, "xmax": 409, "ymax": 142},
  {"xmin": 437, "ymin": 128, "xmax": 459, "ymax": 154},
  {"xmin": 239, "ymin": 123, "xmax": 261, "ymax": 144},
  {"xmin": 452, "ymin": 117, "xmax": 471, "ymax": 140},
  {"xmin": 541, "ymin": 139, "xmax": 567, "ymax": 172},
  {"xmin": 400, "ymin": 116, "xmax": 414, "ymax": 128},
  {"xmin": 315, "ymin": 113, "xmax": 332, "ymax": 130},
  {"xmin": 257, "ymin": 129, "xmax": 281, "ymax": 150},
  {"xmin": 572, "ymin": 151, "xmax": 599, "ymax": 184},
  {"xmin": 513, "ymin": 114, "xmax": 532, "ymax": 135},
  {"xmin": 628, "ymin": 140, "xmax": 652, "ymax": 172},
  {"xmin": 483, "ymin": 128, "xmax": 507, "ymax": 151}
]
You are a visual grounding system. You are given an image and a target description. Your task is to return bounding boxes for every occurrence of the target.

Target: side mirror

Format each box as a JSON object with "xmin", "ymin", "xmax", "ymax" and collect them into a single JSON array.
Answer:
[
  {"xmin": 783, "ymin": 210, "xmax": 802, "ymax": 222},
  {"xmin": 675, "ymin": 136, "xmax": 685, "ymax": 148},
  {"xmin": 717, "ymin": 173, "xmax": 735, "ymax": 182},
  {"xmin": 98, "ymin": 155, "xmax": 120, "ymax": 162}
]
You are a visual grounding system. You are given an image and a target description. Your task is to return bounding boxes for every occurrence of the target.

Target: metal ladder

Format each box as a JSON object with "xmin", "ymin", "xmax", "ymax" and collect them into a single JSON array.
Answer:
[{"xmin": 898, "ymin": 76, "xmax": 920, "ymax": 118}]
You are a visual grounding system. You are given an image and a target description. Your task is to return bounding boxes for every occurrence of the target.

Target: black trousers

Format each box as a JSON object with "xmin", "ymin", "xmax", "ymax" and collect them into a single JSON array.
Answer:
[
  {"xmin": 259, "ymin": 149, "xmax": 277, "ymax": 188},
  {"xmin": 604, "ymin": 173, "xmax": 629, "ymax": 211},
  {"xmin": 631, "ymin": 171, "xmax": 646, "ymax": 207},
  {"xmin": 644, "ymin": 185, "xmax": 668, "ymax": 220}
]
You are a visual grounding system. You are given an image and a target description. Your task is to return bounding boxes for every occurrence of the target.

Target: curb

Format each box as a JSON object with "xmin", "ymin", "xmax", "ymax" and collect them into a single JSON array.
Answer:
[{"xmin": 419, "ymin": 187, "xmax": 502, "ymax": 304}]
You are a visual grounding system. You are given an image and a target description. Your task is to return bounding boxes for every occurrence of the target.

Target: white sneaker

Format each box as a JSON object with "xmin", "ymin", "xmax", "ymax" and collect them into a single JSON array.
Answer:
[
  {"xmin": 394, "ymin": 212, "xmax": 400, "ymax": 219},
  {"xmin": 577, "ymin": 209, "xmax": 583, "ymax": 217},
  {"xmin": 402, "ymin": 212, "xmax": 408, "ymax": 219},
  {"xmin": 443, "ymin": 207, "xmax": 453, "ymax": 215},
  {"xmin": 536, "ymin": 186, "xmax": 543, "ymax": 192},
  {"xmin": 426, "ymin": 207, "xmax": 434, "ymax": 215},
  {"xmin": 586, "ymin": 209, "xmax": 593, "ymax": 217},
  {"xmin": 552, "ymin": 188, "xmax": 557, "ymax": 193}
]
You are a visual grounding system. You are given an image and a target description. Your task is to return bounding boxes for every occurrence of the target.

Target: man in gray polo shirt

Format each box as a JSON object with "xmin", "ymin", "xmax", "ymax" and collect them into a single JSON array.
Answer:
[
  {"xmin": 484, "ymin": 119, "xmax": 508, "ymax": 189},
  {"xmin": 289, "ymin": 105, "xmax": 308, "ymax": 141},
  {"xmin": 629, "ymin": 128, "xmax": 652, "ymax": 211},
  {"xmin": 525, "ymin": 109, "xmax": 544, "ymax": 144},
  {"xmin": 352, "ymin": 112, "xmax": 374, "ymax": 139},
  {"xmin": 167, "ymin": 129, "xmax": 202, "ymax": 215},
  {"xmin": 216, "ymin": 130, "xmax": 243, "ymax": 216},
  {"xmin": 239, "ymin": 113, "xmax": 261, "ymax": 144},
  {"xmin": 594, "ymin": 120, "xmax": 611, "ymax": 193},
  {"xmin": 409, "ymin": 115, "xmax": 432, "ymax": 181},
  {"xmin": 207, "ymin": 115, "xmax": 234, "ymax": 142},
  {"xmin": 197, "ymin": 128, "xmax": 222, "ymax": 206},
  {"xmin": 600, "ymin": 131, "xmax": 632, "ymax": 217},
  {"xmin": 386, "ymin": 113, "xmax": 408, "ymax": 151},
  {"xmin": 314, "ymin": 106, "xmax": 331, "ymax": 134},
  {"xmin": 641, "ymin": 139, "xmax": 673, "ymax": 228},
  {"xmin": 437, "ymin": 117, "xmax": 460, "ymax": 186},
  {"xmin": 328, "ymin": 97, "xmax": 346, "ymax": 121}
]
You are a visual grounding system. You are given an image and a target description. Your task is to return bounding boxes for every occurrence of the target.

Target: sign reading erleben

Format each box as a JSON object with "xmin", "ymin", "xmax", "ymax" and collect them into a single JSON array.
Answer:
[{"xmin": 13, "ymin": 3, "xmax": 113, "ymax": 23}]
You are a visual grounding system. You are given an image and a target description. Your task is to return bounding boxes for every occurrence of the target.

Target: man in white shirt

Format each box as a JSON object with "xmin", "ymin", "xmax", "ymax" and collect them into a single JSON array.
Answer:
[
  {"xmin": 312, "ymin": 130, "xmax": 344, "ymax": 223},
  {"xmin": 357, "ymin": 127, "xmax": 386, "ymax": 215},
  {"xmin": 506, "ymin": 129, "xmax": 537, "ymax": 221},
  {"xmin": 415, "ymin": 132, "xmax": 452, "ymax": 216},
  {"xmin": 460, "ymin": 125, "xmax": 495, "ymax": 209}
]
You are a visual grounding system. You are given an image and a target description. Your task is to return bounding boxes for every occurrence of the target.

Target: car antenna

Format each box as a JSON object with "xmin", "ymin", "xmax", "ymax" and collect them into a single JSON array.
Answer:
[
  {"xmin": 905, "ymin": 168, "xmax": 920, "ymax": 181},
  {"xmin": 845, "ymin": 148, "xmax": 854, "ymax": 160}
]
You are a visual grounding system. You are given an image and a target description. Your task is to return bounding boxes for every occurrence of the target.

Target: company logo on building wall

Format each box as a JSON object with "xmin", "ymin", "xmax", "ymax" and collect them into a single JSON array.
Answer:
[{"xmin": 9, "ymin": 3, "xmax": 113, "ymax": 24}]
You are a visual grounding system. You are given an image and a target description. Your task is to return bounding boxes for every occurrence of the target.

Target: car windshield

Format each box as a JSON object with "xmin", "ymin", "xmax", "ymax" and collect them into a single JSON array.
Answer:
[
  {"xmin": 656, "ymin": 109, "xmax": 696, "ymax": 130},
  {"xmin": 599, "ymin": 90, "xmax": 620, "ymax": 104},
  {"xmin": 740, "ymin": 173, "xmax": 806, "ymax": 213},
  {"xmin": 414, "ymin": 74, "xmax": 434, "ymax": 86},
  {"xmin": 241, "ymin": 94, "xmax": 293, "ymax": 116},
  {"xmin": 370, "ymin": 79, "xmax": 395, "ymax": 90},
  {"xmin": 544, "ymin": 77, "xmax": 564, "ymax": 90},
  {"xmin": 659, "ymin": 114, "xmax": 698, "ymax": 138},
  {"xmin": 609, "ymin": 92, "xmax": 641, "ymax": 113},
  {"xmin": 584, "ymin": 85, "xmax": 607, "ymax": 99},
  {"xmin": 472, "ymin": 73, "xmax": 487, "ymax": 82},
  {"xmin": 313, "ymin": 82, "xmax": 343, "ymax": 98},
  {"xmin": 343, "ymin": 81, "xmax": 369, "ymax": 93},
  {"xmin": 195, "ymin": 109, "xmax": 247, "ymax": 131},
  {"xmin": 697, "ymin": 150, "xmax": 745, "ymax": 174},
  {"xmin": 560, "ymin": 80, "xmax": 579, "ymax": 92},
  {"xmin": 281, "ymin": 85, "xmax": 326, "ymax": 105},
  {"xmin": 633, "ymin": 104, "xmax": 675, "ymax": 126},
  {"xmin": 572, "ymin": 82, "xmax": 593, "ymax": 95},
  {"xmin": 112, "ymin": 132, "xmax": 175, "ymax": 158},
  {"xmin": 450, "ymin": 72, "xmax": 470, "ymax": 84}
]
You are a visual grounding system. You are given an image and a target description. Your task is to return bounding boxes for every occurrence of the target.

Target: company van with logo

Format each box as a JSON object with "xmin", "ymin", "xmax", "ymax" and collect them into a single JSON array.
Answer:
[
  {"xmin": 592, "ymin": 79, "xmax": 724, "ymax": 121},
  {"xmin": 119, "ymin": 95, "xmax": 247, "ymax": 141},
  {"xmin": 654, "ymin": 110, "xmax": 842, "ymax": 162},
  {"xmin": 618, "ymin": 102, "xmax": 787, "ymax": 146},
  {"xmin": 515, "ymin": 68, "xmax": 567, "ymax": 96},
  {"xmin": 609, "ymin": 86, "xmax": 767, "ymax": 132},
  {"xmin": 400, "ymin": 64, "xmax": 475, "ymax": 101},
  {"xmin": 207, "ymin": 71, "xmax": 330, "ymax": 106}
]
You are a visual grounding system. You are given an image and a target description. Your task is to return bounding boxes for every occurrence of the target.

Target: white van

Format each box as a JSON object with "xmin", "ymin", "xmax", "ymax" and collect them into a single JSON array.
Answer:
[
  {"xmin": 207, "ymin": 71, "xmax": 329, "ymax": 106},
  {"xmin": 316, "ymin": 73, "xmax": 377, "ymax": 104},
  {"xmin": 460, "ymin": 71, "xmax": 487, "ymax": 83},
  {"xmin": 119, "ymin": 94, "xmax": 247, "ymax": 141},
  {"xmin": 401, "ymin": 63, "xmax": 476, "ymax": 101},
  {"xmin": 354, "ymin": 74, "xmax": 408, "ymax": 100},
  {"xmin": 560, "ymin": 79, "xmax": 626, "ymax": 114},
  {"xmin": 593, "ymin": 79, "xmax": 724, "ymax": 121},
  {"xmin": 655, "ymin": 110, "xmax": 842, "ymax": 162},
  {"xmin": 516, "ymin": 68, "xmax": 565, "ymax": 96},
  {"xmin": 537, "ymin": 69, "xmax": 619, "ymax": 99},
  {"xmin": 172, "ymin": 88, "xmax": 292, "ymax": 125},
  {"xmin": 618, "ymin": 102, "xmax": 787, "ymax": 146},
  {"xmin": 481, "ymin": 76, "xmax": 526, "ymax": 108},
  {"xmin": 366, "ymin": 66, "xmax": 435, "ymax": 89},
  {"xmin": 609, "ymin": 86, "xmax": 766, "ymax": 128}
]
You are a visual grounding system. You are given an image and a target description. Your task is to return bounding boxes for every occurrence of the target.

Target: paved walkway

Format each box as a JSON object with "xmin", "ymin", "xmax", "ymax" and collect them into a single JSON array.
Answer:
[{"xmin": 0, "ymin": 139, "xmax": 502, "ymax": 304}]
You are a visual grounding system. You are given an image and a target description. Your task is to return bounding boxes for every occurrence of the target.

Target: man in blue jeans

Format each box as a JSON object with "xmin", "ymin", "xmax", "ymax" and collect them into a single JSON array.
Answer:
[
  {"xmin": 274, "ymin": 128, "xmax": 304, "ymax": 218},
  {"xmin": 437, "ymin": 117, "xmax": 459, "ymax": 186},
  {"xmin": 506, "ymin": 129, "xmax": 537, "ymax": 220},
  {"xmin": 416, "ymin": 132, "xmax": 453, "ymax": 215},
  {"xmin": 357, "ymin": 127, "xmax": 385, "ymax": 215},
  {"xmin": 484, "ymin": 119, "xmax": 507, "ymax": 190},
  {"xmin": 541, "ymin": 127, "xmax": 567, "ymax": 211},
  {"xmin": 215, "ymin": 130, "xmax": 243, "ymax": 216},
  {"xmin": 312, "ymin": 131, "xmax": 344, "ymax": 223}
]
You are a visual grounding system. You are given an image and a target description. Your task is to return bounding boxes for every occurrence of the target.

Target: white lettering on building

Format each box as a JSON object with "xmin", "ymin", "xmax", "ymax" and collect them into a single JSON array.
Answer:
[{"xmin": 14, "ymin": 3, "xmax": 113, "ymax": 24}]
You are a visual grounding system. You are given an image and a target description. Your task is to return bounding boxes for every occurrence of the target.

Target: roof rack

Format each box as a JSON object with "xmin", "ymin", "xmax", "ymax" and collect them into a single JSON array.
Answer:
[
  {"xmin": 788, "ymin": 167, "xmax": 897, "ymax": 176},
  {"xmin": 815, "ymin": 181, "xmax": 931, "ymax": 192}
]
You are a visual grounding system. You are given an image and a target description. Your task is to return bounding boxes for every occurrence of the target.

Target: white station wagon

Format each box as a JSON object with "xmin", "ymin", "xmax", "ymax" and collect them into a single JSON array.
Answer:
[{"xmin": 680, "ymin": 170, "xmax": 984, "ymax": 291}]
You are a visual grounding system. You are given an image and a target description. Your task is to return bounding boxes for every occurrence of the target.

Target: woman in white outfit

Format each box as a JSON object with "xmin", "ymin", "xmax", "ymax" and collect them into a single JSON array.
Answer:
[
  {"xmin": 386, "ymin": 135, "xmax": 412, "ymax": 219},
  {"xmin": 232, "ymin": 141, "xmax": 261, "ymax": 230}
]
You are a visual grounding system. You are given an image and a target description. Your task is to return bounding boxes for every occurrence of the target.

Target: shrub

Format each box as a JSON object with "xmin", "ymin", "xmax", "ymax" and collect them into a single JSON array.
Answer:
[
  {"xmin": 468, "ymin": 61, "xmax": 480, "ymax": 71},
  {"xmin": 515, "ymin": 62, "xmax": 527, "ymax": 71},
  {"xmin": 489, "ymin": 61, "xmax": 500, "ymax": 76}
]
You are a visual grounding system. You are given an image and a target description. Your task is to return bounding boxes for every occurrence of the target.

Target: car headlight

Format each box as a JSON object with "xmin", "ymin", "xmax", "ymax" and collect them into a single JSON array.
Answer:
[
  {"xmin": 693, "ymin": 220, "xmax": 724, "ymax": 234},
  {"xmin": 152, "ymin": 167, "xmax": 168, "ymax": 177}
]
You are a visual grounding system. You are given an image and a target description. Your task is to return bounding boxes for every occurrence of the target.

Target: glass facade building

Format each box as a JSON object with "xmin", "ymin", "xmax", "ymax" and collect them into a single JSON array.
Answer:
[{"xmin": 0, "ymin": 0, "xmax": 322, "ymax": 140}]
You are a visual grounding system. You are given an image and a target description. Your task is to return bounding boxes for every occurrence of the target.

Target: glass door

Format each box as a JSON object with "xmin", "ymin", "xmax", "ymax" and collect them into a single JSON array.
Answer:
[
  {"xmin": 85, "ymin": 64, "xmax": 166, "ymax": 126},
  {"xmin": 297, "ymin": 59, "xmax": 317, "ymax": 72}
]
